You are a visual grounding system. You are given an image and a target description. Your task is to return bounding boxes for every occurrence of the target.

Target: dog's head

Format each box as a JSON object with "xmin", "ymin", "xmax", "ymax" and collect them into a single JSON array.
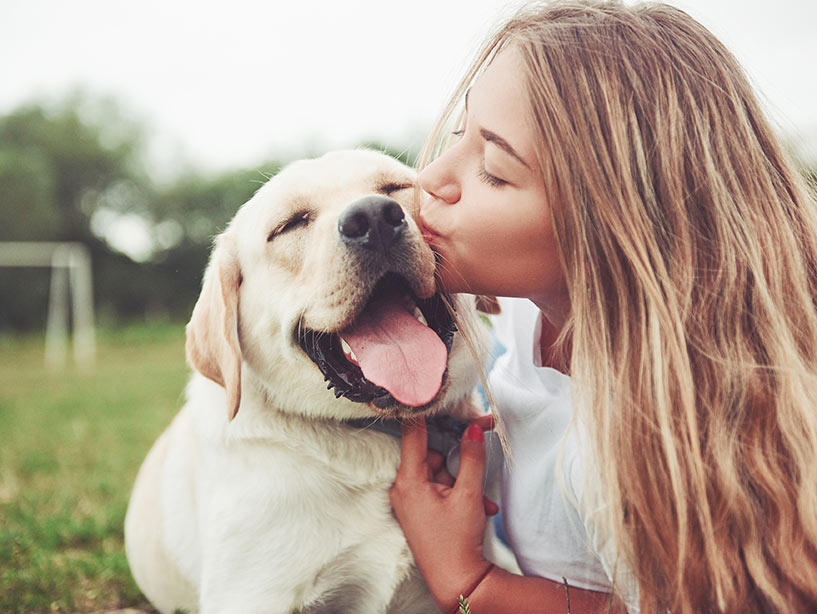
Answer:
[{"xmin": 186, "ymin": 149, "xmax": 491, "ymax": 421}]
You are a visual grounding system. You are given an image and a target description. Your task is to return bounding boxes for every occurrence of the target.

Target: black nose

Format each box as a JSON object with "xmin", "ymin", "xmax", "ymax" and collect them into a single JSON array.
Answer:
[{"xmin": 338, "ymin": 196, "xmax": 406, "ymax": 253}]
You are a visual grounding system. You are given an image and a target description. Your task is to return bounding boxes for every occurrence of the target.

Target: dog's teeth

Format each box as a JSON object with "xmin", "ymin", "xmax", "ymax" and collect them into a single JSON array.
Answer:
[
  {"xmin": 339, "ymin": 336, "xmax": 359, "ymax": 365},
  {"xmin": 413, "ymin": 306, "xmax": 428, "ymax": 327}
]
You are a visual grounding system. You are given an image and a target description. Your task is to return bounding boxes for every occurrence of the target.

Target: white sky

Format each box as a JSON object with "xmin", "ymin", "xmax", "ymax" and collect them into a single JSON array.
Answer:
[{"xmin": 2, "ymin": 0, "xmax": 816, "ymax": 179}]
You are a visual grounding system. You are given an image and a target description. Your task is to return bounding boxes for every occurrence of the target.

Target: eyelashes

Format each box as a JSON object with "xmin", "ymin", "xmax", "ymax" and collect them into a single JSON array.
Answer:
[
  {"xmin": 478, "ymin": 166, "xmax": 507, "ymax": 188},
  {"xmin": 378, "ymin": 182, "xmax": 412, "ymax": 195},
  {"xmin": 267, "ymin": 210, "xmax": 313, "ymax": 241}
]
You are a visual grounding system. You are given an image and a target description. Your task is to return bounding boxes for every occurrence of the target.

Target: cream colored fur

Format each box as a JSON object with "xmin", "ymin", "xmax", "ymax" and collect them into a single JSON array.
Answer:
[{"xmin": 124, "ymin": 150, "xmax": 495, "ymax": 614}]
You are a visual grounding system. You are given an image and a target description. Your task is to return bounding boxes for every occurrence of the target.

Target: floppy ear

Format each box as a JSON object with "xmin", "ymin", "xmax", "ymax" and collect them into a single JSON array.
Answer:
[
  {"xmin": 185, "ymin": 237, "xmax": 243, "ymax": 420},
  {"xmin": 475, "ymin": 295, "xmax": 501, "ymax": 315}
]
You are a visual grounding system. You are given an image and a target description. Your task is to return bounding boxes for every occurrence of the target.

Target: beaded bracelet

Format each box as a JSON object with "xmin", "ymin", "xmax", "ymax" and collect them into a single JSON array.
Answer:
[{"xmin": 450, "ymin": 563, "xmax": 496, "ymax": 614}]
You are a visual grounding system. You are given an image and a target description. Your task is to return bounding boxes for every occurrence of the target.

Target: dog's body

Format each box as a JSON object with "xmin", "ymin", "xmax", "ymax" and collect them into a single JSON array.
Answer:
[{"xmin": 125, "ymin": 150, "xmax": 496, "ymax": 613}]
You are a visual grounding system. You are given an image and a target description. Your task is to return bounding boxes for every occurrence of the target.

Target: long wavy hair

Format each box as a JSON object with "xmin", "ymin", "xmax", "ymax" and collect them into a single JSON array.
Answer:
[{"xmin": 420, "ymin": 2, "xmax": 817, "ymax": 611}]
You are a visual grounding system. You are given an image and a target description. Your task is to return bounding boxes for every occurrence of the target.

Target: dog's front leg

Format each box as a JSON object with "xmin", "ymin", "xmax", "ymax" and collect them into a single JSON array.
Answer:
[
  {"xmin": 198, "ymin": 541, "xmax": 306, "ymax": 614},
  {"xmin": 195, "ymin": 475, "xmax": 314, "ymax": 614},
  {"xmin": 196, "ymin": 486, "xmax": 392, "ymax": 614}
]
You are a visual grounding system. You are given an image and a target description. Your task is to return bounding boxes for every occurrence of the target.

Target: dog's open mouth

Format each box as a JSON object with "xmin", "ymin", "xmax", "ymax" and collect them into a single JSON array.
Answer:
[{"xmin": 297, "ymin": 273, "xmax": 457, "ymax": 411}]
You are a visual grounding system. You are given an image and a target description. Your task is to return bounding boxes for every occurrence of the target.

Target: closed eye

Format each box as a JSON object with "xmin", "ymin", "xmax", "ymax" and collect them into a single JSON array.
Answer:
[
  {"xmin": 267, "ymin": 210, "xmax": 313, "ymax": 241},
  {"xmin": 378, "ymin": 182, "xmax": 413, "ymax": 195},
  {"xmin": 478, "ymin": 166, "xmax": 508, "ymax": 188}
]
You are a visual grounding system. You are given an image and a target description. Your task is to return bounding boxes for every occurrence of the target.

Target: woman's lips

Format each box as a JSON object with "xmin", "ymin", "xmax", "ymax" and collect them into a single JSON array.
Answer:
[{"xmin": 419, "ymin": 219, "xmax": 442, "ymax": 245}]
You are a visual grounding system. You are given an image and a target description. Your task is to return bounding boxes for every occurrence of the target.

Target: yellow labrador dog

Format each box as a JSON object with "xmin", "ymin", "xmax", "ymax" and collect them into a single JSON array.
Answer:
[{"xmin": 124, "ymin": 149, "xmax": 497, "ymax": 613}]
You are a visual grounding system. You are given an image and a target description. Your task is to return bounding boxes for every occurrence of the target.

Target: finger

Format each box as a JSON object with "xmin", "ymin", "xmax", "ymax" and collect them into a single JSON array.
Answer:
[
  {"xmin": 483, "ymin": 498, "xmax": 499, "ymax": 516},
  {"xmin": 471, "ymin": 413, "xmax": 495, "ymax": 432},
  {"xmin": 399, "ymin": 416, "xmax": 428, "ymax": 478},
  {"xmin": 427, "ymin": 449, "xmax": 445, "ymax": 475},
  {"xmin": 432, "ymin": 467, "xmax": 455, "ymax": 488},
  {"xmin": 453, "ymin": 424, "xmax": 487, "ymax": 501}
]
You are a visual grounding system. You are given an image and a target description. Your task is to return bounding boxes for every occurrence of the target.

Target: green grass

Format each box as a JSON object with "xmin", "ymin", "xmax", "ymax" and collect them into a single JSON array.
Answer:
[{"xmin": 0, "ymin": 321, "xmax": 190, "ymax": 613}]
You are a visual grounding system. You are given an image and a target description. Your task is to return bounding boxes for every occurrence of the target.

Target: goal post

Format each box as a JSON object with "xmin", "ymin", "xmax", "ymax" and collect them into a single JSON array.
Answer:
[{"xmin": 0, "ymin": 242, "xmax": 95, "ymax": 371}]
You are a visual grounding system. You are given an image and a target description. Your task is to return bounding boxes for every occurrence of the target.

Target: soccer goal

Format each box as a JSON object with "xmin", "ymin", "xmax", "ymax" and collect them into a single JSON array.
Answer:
[{"xmin": 0, "ymin": 242, "xmax": 95, "ymax": 371}]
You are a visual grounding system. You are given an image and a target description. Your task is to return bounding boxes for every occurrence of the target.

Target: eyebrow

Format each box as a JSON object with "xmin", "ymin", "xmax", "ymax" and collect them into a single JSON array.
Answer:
[
  {"xmin": 464, "ymin": 88, "xmax": 531, "ymax": 170},
  {"xmin": 480, "ymin": 128, "xmax": 531, "ymax": 169}
]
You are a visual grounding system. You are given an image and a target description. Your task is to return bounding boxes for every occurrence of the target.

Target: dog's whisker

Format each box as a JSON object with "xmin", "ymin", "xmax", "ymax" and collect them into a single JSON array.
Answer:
[
  {"xmin": 351, "ymin": 415, "xmax": 385, "ymax": 433},
  {"xmin": 433, "ymin": 252, "xmax": 469, "ymax": 290}
]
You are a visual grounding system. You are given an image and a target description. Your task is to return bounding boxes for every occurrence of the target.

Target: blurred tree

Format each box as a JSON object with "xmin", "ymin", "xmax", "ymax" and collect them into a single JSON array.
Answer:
[
  {"xmin": 0, "ymin": 96, "xmax": 148, "ymax": 242},
  {"xmin": 0, "ymin": 95, "xmax": 150, "ymax": 331},
  {"xmin": 0, "ymin": 148, "xmax": 58, "ymax": 240}
]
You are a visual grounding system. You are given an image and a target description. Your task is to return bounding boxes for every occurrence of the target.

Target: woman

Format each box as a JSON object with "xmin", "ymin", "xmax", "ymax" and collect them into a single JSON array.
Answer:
[{"xmin": 389, "ymin": 2, "xmax": 817, "ymax": 613}]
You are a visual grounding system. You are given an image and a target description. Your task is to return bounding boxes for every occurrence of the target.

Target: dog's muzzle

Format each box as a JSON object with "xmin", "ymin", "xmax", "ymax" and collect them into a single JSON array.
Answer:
[{"xmin": 295, "ymin": 196, "xmax": 456, "ymax": 414}]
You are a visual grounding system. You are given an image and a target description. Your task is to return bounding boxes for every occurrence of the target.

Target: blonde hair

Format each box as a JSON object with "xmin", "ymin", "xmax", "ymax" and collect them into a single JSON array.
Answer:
[{"xmin": 421, "ymin": 2, "xmax": 817, "ymax": 612}]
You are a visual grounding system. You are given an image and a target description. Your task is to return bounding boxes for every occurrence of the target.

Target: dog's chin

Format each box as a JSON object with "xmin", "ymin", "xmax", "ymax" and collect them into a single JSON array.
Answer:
[{"xmin": 295, "ymin": 272, "xmax": 457, "ymax": 417}]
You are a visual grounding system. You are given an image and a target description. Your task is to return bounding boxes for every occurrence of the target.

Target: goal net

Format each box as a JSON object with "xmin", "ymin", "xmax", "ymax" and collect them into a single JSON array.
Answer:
[{"xmin": 0, "ymin": 242, "xmax": 95, "ymax": 370}]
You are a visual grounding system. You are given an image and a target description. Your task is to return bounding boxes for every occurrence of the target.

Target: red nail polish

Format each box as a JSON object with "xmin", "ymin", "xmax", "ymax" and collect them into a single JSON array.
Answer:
[{"xmin": 466, "ymin": 424, "xmax": 484, "ymax": 443}]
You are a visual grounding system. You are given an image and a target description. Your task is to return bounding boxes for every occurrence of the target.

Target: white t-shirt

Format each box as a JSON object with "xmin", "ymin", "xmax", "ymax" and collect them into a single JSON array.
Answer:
[{"xmin": 489, "ymin": 297, "xmax": 640, "ymax": 611}]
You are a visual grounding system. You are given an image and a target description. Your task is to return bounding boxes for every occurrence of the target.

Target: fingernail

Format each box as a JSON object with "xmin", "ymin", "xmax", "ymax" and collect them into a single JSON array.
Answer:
[{"xmin": 466, "ymin": 424, "xmax": 484, "ymax": 443}]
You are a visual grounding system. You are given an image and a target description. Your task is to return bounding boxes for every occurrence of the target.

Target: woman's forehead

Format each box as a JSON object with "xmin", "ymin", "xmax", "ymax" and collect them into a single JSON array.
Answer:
[{"xmin": 468, "ymin": 47, "xmax": 538, "ymax": 168}]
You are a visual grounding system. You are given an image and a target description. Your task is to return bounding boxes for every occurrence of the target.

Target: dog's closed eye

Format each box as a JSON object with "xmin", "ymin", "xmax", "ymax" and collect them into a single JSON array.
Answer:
[
  {"xmin": 268, "ymin": 211, "xmax": 314, "ymax": 241},
  {"xmin": 378, "ymin": 182, "xmax": 412, "ymax": 195}
]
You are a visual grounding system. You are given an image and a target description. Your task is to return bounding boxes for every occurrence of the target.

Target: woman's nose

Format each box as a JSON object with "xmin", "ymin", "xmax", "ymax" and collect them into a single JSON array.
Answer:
[{"xmin": 418, "ymin": 154, "xmax": 460, "ymax": 205}]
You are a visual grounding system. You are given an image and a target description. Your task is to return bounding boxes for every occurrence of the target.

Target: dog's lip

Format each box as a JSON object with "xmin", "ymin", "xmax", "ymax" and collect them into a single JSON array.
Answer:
[{"xmin": 290, "ymin": 272, "xmax": 434, "ymax": 341}]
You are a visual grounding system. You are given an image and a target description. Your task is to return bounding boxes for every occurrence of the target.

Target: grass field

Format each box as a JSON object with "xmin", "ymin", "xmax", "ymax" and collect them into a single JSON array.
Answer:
[{"xmin": 0, "ymin": 322, "xmax": 190, "ymax": 613}]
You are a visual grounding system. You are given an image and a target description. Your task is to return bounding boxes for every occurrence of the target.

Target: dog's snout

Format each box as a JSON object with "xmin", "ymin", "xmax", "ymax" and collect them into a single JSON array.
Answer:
[{"xmin": 338, "ymin": 196, "xmax": 406, "ymax": 253}]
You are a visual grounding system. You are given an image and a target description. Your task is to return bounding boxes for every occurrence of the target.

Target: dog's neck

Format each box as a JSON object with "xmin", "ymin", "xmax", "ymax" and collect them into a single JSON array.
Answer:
[
  {"xmin": 234, "ymin": 373, "xmax": 468, "ymax": 448},
  {"xmin": 237, "ymin": 370, "xmax": 471, "ymax": 458},
  {"xmin": 344, "ymin": 415, "xmax": 469, "ymax": 458}
]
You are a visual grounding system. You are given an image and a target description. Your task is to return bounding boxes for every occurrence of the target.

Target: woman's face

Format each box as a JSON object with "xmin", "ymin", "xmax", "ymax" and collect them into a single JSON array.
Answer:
[{"xmin": 418, "ymin": 45, "xmax": 567, "ymax": 319}]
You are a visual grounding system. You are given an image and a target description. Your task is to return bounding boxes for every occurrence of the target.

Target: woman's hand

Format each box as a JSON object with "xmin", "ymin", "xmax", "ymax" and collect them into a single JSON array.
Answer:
[
  {"xmin": 391, "ymin": 415, "xmax": 622, "ymax": 614},
  {"xmin": 389, "ymin": 416, "xmax": 497, "ymax": 612}
]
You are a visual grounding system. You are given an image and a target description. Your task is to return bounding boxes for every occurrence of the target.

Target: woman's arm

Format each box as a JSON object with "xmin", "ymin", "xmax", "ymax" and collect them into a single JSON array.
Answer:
[
  {"xmin": 389, "ymin": 418, "xmax": 618, "ymax": 613},
  {"xmin": 461, "ymin": 565, "xmax": 616, "ymax": 613}
]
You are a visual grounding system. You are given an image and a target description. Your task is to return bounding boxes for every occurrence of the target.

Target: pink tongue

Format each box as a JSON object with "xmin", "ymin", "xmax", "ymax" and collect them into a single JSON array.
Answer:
[{"xmin": 340, "ymin": 292, "xmax": 447, "ymax": 407}]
